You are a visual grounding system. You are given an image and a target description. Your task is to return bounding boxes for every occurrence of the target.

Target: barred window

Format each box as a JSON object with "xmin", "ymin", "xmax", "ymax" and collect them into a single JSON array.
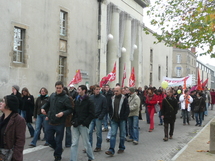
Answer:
[
  {"xmin": 13, "ymin": 27, "xmax": 25, "ymax": 63},
  {"xmin": 60, "ymin": 11, "xmax": 67, "ymax": 36},
  {"xmin": 58, "ymin": 56, "xmax": 66, "ymax": 83}
]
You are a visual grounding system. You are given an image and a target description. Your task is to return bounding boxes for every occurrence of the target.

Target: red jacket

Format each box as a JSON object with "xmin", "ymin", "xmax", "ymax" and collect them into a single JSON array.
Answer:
[
  {"xmin": 146, "ymin": 94, "xmax": 157, "ymax": 109},
  {"xmin": 211, "ymin": 92, "xmax": 215, "ymax": 104}
]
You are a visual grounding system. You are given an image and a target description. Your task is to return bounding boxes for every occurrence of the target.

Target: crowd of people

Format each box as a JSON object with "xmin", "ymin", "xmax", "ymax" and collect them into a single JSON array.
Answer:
[{"xmin": 0, "ymin": 82, "xmax": 215, "ymax": 161}]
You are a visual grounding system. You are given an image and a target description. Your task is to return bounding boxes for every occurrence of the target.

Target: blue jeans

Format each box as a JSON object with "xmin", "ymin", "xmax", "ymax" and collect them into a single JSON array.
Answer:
[
  {"xmin": 65, "ymin": 127, "xmax": 72, "ymax": 147},
  {"xmin": 204, "ymin": 102, "xmax": 209, "ymax": 116},
  {"xmin": 159, "ymin": 111, "xmax": 163, "ymax": 124},
  {"xmin": 70, "ymin": 125, "xmax": 94, "ymax": 161},
  {"xmin": 128, "ymin": 116, "xmax": 139, "ymax": 142},
  {"xmin": 182, "ymin": 109, "xmax": 190, "ymax": 124},
  {"xmin": 103, "ymin": 114, "xmax": 109, "ymax": 129},
  {"xmin": 145, "ymin": 107, "xmax": 150, "ymax": 123},
  {"xmin": 89, "ymin": 118, "xmax": 102, "ymax": 148},
  {"xmin": 109, "ymin": 120, "xmax": 126, "ymax": 154},
  {"xmin": 31, "ymin": 114, "xmax": 48, "ymax": 146},
  {"xmin": 21, "ymin": 110, "xmax": 35, "ymax": 137},
  {"xmin": 46, "ymin": 123, "xmax": 65, "ymax": 159},
  {"xmin": 195, "ymin": 112, "xmax": 203, "ymax": 125}
]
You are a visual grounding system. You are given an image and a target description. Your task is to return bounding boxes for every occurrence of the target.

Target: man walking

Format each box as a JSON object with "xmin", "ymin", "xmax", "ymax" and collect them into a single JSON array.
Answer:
[
  {"xmin": 105, "ymin": 86, "xmax": 130, "ymax": 156},
  {"xmin": 161, "ymin": 89, "xmax": 178, "ymax": 141},
  {"xmin": 41, "ymin": 81, "xmax": 73, "ymax": 161},
  {"xmin": 89, "ymin": 84, "xmax": 107, "ymax": 152},
  {"xmin": 70, "ymin": 85, "xmax": 95, "ymax": 161},
  {"xmin": 127, "ymin": 87, "xmax": 140, "ymax": 145}
]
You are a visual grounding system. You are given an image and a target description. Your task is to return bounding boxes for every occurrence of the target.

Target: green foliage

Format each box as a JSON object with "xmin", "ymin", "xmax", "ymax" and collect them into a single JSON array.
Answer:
[{"xmin": 146, "ymin": 0, "xmax": 215, "ymax": 58}]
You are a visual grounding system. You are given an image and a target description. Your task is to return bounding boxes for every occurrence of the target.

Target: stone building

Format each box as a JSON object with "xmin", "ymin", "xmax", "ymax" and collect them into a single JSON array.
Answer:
[
  {"xmin": 172, "ymin": 47, "xmax": 197, "ymax": 79},
  {"xmin": 0, "ymin": 0, "xmax": 99, "ymax": 97}
]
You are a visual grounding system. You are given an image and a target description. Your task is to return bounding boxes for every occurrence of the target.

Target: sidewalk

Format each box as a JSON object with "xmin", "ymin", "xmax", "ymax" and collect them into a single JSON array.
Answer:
[{"xmin": 172, "ymin": 116, "xmax": 215, "ymax": 161}]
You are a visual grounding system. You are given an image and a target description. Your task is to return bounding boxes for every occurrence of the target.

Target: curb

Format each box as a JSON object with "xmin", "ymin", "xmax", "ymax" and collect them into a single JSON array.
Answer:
[{"xmin": 171, "ymin": 116, "xmax": 215, "ymax": 161}]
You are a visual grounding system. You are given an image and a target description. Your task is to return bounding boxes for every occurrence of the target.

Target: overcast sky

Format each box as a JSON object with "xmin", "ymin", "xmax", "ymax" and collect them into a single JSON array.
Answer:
[{"xmin": 142, "ymin": 0, "xmax": 215, "ymax": 66}]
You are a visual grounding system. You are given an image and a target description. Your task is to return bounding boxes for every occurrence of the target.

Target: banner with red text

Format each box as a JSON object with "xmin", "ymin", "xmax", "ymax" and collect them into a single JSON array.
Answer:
[{"xmin": 163, "ymin": 75, "xmax": 193, "ymax": 87}]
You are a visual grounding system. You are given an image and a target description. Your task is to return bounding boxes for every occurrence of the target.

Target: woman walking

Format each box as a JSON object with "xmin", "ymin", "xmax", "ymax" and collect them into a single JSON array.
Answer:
[
  {"xmin": 0, "ymin": 95, "xmax": 26, "ymax": 161},
  {"xmin": 21, "ymin": 87, "xmax": 35, "ymax": 137}
]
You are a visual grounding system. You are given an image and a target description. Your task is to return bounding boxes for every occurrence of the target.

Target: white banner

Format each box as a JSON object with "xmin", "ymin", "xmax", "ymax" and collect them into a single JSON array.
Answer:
[{"xmin": 163, "ymin": 75, "xmax": 193, "ymax": 87}]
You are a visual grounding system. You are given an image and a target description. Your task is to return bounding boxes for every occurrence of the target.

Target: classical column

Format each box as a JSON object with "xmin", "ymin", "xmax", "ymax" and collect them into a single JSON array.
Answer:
[
  {"xmin": 107, "ymin": 5, "xmax": 120, "ymax": 87},
  {"xmin": 119, "ymin": 14, "xmax": 132, "ymax": 87}
]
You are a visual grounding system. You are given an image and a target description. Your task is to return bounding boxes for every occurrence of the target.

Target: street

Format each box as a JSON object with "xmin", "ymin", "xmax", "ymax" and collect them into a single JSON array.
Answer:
[{"xmin": 23, "ymin": 108, "xmax": 215, "ymax": 161}]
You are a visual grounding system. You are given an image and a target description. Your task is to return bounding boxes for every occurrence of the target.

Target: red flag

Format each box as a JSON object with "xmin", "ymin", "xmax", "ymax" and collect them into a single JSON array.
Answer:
[
  {"xmin": 68, "ymin": 70, "xmax": 82, "ymax": 86},
  {"xmin": 129, "ymin": 67, "xmax": 135, "ymax": 87},
  {"xmin": 202, "ymin": 78, "xmax": 208, "ymax": 88},
  {"xmin": 197, "ymin": 70, "xmax": 203, "ymax": 91},
  {"xmin": 100, "ymin": 76, "xmax": 109, "ymax": 87},
  {"xmin": 108, "ymin": 62, "xmax": 116, "ymax": 82},
  {"xmin": 121, "ymin": 64, "xmax": 126, "ymax": 87}
]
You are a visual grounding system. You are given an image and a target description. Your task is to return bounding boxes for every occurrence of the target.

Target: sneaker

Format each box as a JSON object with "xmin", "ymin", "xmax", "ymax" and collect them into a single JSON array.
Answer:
[
  {"xmin": 44, "ymin": 143, "xmax": 49, "ymax": 146},
  {"xmin": 94, "ymin": 148, "xmax": 101, "ymax": 152},
  {"xmin": 169, "ymin": 136, "xmax": 173, "ymax": 139},
  {"xmin": 195, "ymin": 124, "xmax": 199, "ymax": 126},
  {"xmin": 102, "ymin": 128, "xmax": 109, "ymax": 132},
  {"xmin": 29, "ymin": 144, "xmax": 36, "ymax": 147},
  {"xmin": 105, "ymin": 150, "xmax": 114, "ymax": 156},
  {"xmin": 126, "ymin": 138, "xmax": 133, "ymax": 142},
  {"xmin": 117, "ymin": 149, "xmax": 124, "ymax": 154},
  {"xmin": 133, "ymin": 141, "xmax": 138, "ymax": 145},
  {"xmin": 158, "ymin": 123, "xmax": 163, "ymax": 126},
  {"xmin": 54, "ymin": 156, "xmax": 61, "ymax": 161},
  {"xmin": 163, "ymin": 137, "xmax": 168, "ymax": 141}
]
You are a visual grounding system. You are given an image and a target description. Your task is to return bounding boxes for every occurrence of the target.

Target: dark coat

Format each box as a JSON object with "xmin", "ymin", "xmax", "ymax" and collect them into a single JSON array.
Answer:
[
  {"xmin": 193, "ymin": 97, "xmax": 206, "ymax": 113},
  {"xmin": 0, "ymin": 113, "xmax": 26, "ymax": 161},
  {"xmin": 161, "ymin": 96, "xmax": 178, "ymax": 123},
  {"xmin": 11, "ymin": 92, "xmax": 22, "ymax": 111},
  {"xmin": 109, "ymin": 94, "xmax": 130, "ymax": 121},
  {"xmin": 34, "ymin": 95, "xmax": 49, "ymax": 118},
  {"xmin": 103, "ymin": 90, "xmax": 113, "ymax": 112},
  {"xmin": 72, "ymin": 95, "xmax": 95, "ymax": 128},
  {"xmin": 41, "ymin": 91, "xmax": 73, "ymax": 125},
  {"xmin": 90, "ymin": 94, "xmax": 107, "ymax": 120},
  {"xmin": 22, "ymin": 95, "xmax": 34, "ymax": 123}
]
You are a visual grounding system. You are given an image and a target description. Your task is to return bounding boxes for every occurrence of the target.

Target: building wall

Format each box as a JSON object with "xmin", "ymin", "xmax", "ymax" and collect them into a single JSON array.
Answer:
[
  {"xmin": 0, "ymin": 0, "xmax": 98, "ymax": 97},
  {"xmin": 172, "ymin": 48, "xmax": 197, "ymax": 82},
  {"xmin": 142, "ymin": 31, "xmax": 173, "ymax": 88}
]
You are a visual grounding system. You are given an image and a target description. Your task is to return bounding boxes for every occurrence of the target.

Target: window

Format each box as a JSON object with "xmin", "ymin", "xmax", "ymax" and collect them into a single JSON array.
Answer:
[
  {"xmin": 176, "ymin": 67, "xmax": 181, "ymax": 77},
  {"xmin": 150, "ymin": 49, "xmax": 153, "ymax": 63},
  {"xmin": 177, "ymin": 54, "xmax": 181, "ymax": 63},
  {"xmin": 58, "ymin": 56, "xmax": 66, "ymax": 83},
  {"xmin": 158, "ymin": 66, "xmax": 161, "ymax": 81},
  {"xmin": 150, "ymin": 73, "xmax": 152, "ymax": 86},
  {"xmin": 13, "ymin": 27, "xmax": 25, "ymax": 63},
  {"xmin": 60, "ymin": 11, "xmax": 67, "ymax": 36}
]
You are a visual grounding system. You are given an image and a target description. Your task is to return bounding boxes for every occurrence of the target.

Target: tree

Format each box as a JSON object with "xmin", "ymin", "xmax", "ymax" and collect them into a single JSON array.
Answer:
[{"xmin": 146, "ymin": 0, "xmax": 215, "ymax": 57}]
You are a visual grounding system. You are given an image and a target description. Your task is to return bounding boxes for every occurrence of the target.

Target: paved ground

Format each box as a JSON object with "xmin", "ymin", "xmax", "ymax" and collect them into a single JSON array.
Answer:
[{"xmin": 23, "ymin": 108, "xmax": 215, "ymax": 161}]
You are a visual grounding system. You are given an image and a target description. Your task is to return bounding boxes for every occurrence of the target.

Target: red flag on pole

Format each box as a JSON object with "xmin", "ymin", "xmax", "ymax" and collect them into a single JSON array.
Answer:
[
  {"xmin": 197, "ymin": 70, "xmax": 203, "ymax": 91},
  {"xmin": 121, "ymin": 64, "xmax": 126, "ymax": 87},
  {"xmin": 99, "ymin": 62, "xmax": 116, "ymax": 87},
  {"xmin": 202, "ymin": 78, "xmax": 208, "ymax": 88},
  {"xmin": 129, "ymin": 67, "xmax": 135, "ymax": 87},
  {"xmin": 68, "ymin": 70, "xmax": 82, "ymax": 86}
]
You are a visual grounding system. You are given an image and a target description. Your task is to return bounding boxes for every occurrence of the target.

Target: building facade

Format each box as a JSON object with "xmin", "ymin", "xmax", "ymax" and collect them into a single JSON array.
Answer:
[{"xmin": 0, "ymin": 0, "xmax": 99, "ymax": 97}]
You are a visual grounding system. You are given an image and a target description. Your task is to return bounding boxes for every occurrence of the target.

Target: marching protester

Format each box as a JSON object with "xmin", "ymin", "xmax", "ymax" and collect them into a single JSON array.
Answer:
[
  {"xmin": 179, "ymin": 89, "xmax": 193, "ymax": 125},
  {"xmin": 21, "ymin": 87, "xmax": 35, "ymax": 138},
  {"xmin": 161, "ymin": 88, "xmax": 178, "ymax": 141},
  {"xmin": 29, "ymin": 87, "xmax": 49, "ymax": 147},
  {"xmin": 145, "ymin": 87, "xmax": 157, "ymax": 132},
  {"xmin": 156, "ymin": 89, "xmax": 166, "ymax": 125},
  {"xmin": 70, "ymin": 85, "xmax": 95, "ymax": 161},
  {"xmin": 127, "ymin": 87, "xmax": 140, "ymax": 145},
  {"xmin": 41, "ymin": 81, "xmax": 73, "ymax": 161},
  {"xmin": 89, "ymin": 85, "xmax": 107, "ymax": 152},
  {"xmin": 193, "ymin": 92, "xmax": 206, "ymax": 127},
  {"xmin": 105, "ymin": 86, "xmax": 129, "ymax": 156},
  {"xmin": 0, "ymin": 95, "xmax": 26, "ymax": 161},
  {"xmin": 11, "ymin": 85, "xmax": 22, "ymax": 114}
]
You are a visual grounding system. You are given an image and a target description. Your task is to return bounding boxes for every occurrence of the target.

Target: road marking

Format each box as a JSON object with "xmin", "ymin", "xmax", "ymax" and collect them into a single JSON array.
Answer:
[{"xmin": 23, "ymin": 145, "xmax": 49, "ymax": 155}]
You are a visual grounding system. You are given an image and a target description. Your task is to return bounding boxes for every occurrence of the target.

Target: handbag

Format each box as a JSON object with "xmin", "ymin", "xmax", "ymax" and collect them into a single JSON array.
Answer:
[
  {"xmin": 155, "ymin": 104, "xmax": 160, "ymax": 113},
  {"xmin": 0, "ymin": 148, "xmax": 13, "ymax": 161}
]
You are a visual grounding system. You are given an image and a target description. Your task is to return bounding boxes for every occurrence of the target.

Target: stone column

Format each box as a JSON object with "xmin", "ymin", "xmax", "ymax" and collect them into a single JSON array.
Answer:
[
  {"xmin": 119, "ymin": 14, "xmax": 132, "ymax": 87},
  {"xmin": 107, "ymin": 5, "xmax": 120, "ymax": 87},
  {"xmin": 210, "ymin": 122, "xmax": 215, "ymax": 154}
]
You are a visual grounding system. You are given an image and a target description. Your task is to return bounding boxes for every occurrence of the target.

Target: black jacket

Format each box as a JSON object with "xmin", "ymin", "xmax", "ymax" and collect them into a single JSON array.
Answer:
[
  {"xmin": 41, "ymin": 91, "xmax": 73, "ymax": 125},
  {"xmin": 34, "ymin": 95, "xmax": 49, "ymax": 118},
  {"xmin": 21, "ymin": 95, "xmax": 34, "ymax": 123},
  {"xmin": 11, "ymin": 92, "xmax": 22, "ymax": 110},
  {"xmin": 109, "ymin": 94, "xmax": 130, "ymax": 121},
  {"xmin": 72, "ymin": 95, "xmax": 95, "ymax": 128},
  {"xmin": 103, "ymin": 90, "xmax": 113, "ymax": 112},
  {"xmin": 193, "ymin": 97, "xmax": 206, "ymax": 113},
  {"xmin": 90, "ymin": 94, "xmax": 107, "ymax": 120},
  {"xmin": 161, "ymin": 96, "xmax": 178, "ymax": 122}
]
